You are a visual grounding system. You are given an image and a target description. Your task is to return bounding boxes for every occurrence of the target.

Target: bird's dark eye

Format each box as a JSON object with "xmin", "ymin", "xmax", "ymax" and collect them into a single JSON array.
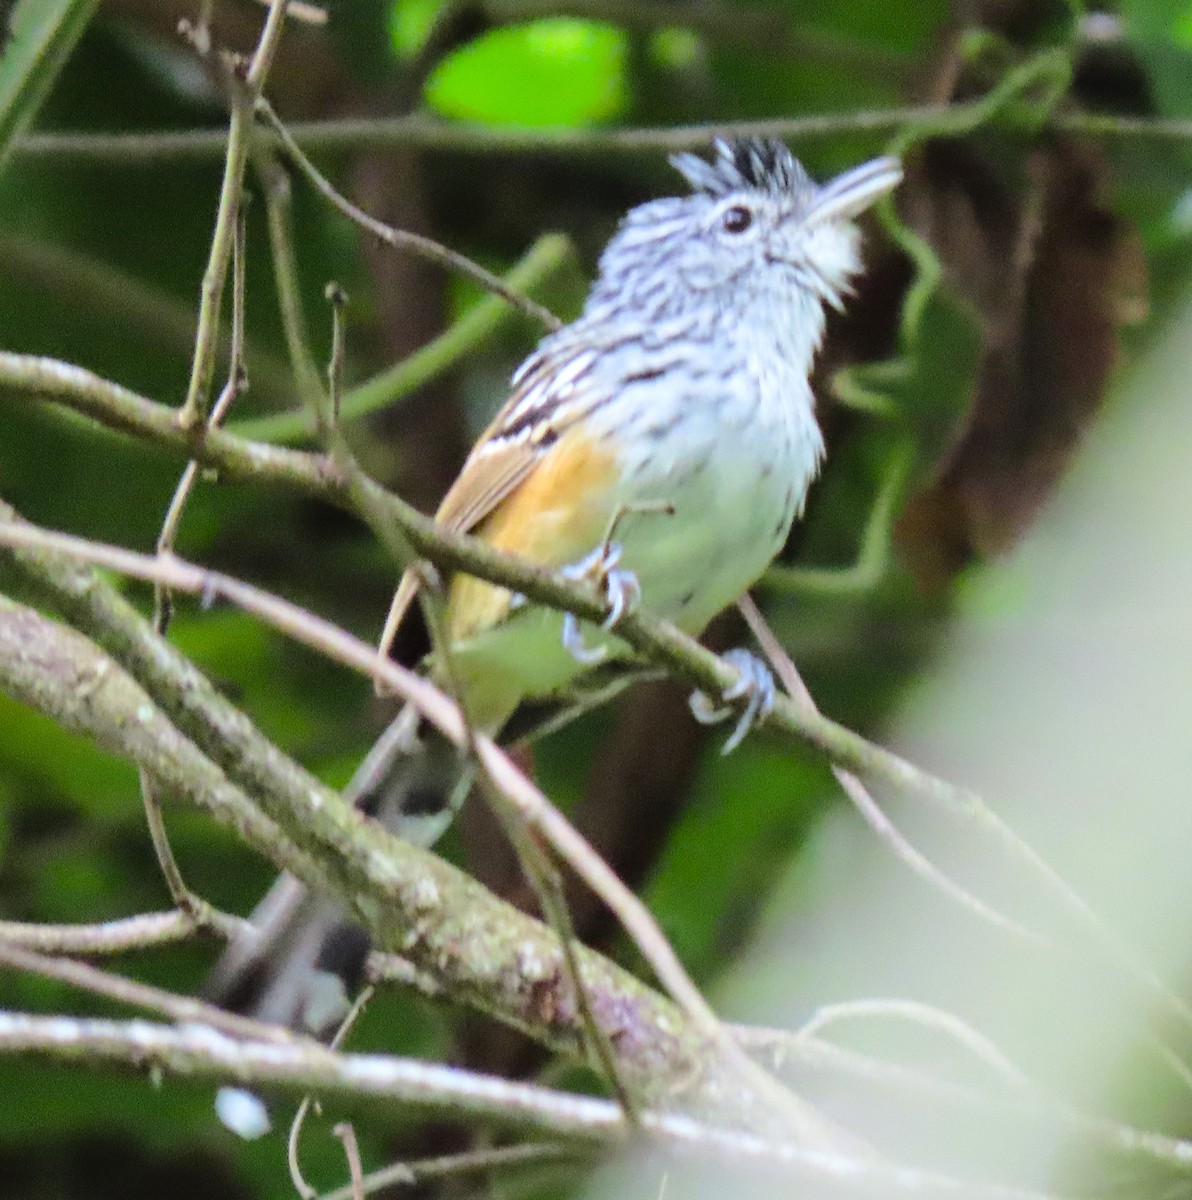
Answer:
[{"xmin": 721, "ymin": 204, "xmax": 753, "ymax": 234}]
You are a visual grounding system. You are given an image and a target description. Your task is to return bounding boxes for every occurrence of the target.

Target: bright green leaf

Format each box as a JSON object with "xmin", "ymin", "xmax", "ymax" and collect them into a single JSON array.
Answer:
[
  {"xmin": 424, "ymin": 19, "xmax": 628, "ymax": 128},
  {"xmin": 0, "ymin": 0, "xmax": 98, "ymax": 174}
]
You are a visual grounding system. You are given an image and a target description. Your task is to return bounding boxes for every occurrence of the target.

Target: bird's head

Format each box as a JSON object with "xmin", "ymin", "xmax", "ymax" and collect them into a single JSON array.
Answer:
[{"xmin": 587, "ymin": 139, "xmax": 901, "ymax": 323}]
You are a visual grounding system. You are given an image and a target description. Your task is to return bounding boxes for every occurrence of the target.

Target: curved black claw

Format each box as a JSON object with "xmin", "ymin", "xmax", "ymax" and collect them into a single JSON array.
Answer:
[
  {"xmin": 689, "ymin": 649, "xmax": 777, "ymax": 754},
  {"xmin": 558, "ymin": 541, "xmax": 642, "ymax": 664}
]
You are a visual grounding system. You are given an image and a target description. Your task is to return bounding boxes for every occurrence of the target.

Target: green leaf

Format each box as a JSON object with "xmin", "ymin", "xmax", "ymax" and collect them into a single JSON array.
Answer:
[
  {"xmin": 0, "ymin": 0, "xmax": 98, "ymax": 174},
  {"xmin": 424, "ymin": 19, "xmax": 628, "ymax": 128}
]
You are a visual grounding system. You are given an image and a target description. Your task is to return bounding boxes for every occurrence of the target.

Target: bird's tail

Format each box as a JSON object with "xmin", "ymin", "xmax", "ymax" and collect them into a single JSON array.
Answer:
[{"xmin": 203, "ymin": 704, "xmax": 471, "ymax": 1137}]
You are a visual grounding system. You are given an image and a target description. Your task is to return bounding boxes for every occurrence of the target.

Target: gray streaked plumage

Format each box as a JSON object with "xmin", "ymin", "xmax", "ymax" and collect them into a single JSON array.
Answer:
[{"xmin": 205, "ymin": 140, "xmax": 901, "ymax": 1137}]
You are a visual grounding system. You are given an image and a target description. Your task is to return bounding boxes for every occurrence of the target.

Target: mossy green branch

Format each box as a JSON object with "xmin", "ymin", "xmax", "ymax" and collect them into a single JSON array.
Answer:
[{"xmin": 0, "ymin": 582, "xmax": 767, "ymax": 1127}]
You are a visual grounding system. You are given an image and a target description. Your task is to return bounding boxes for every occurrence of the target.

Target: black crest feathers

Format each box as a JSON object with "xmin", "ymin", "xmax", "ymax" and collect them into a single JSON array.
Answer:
[{"xmin": 670, "ymin": 138, "xmax": 812, "ymax": 200}]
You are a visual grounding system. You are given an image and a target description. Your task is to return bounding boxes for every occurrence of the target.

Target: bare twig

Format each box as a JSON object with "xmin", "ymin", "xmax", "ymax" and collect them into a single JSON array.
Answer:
[
  {"xmin": 256, "ymin": 98, "xmax": 561, "ymax": 331},
  {"xmin": 0, "ymin": 941, "xmax": 300, "ymax": 1046},
  {"xmin": 0, "ymin": 1009, "xmax": 1074, "ymax": 1197},
  {"xmin": 482, "ymin": 772, "xmax": 642, "ymax": 1122},
  {"xmin": 250, "ymin": 0, "xmax": 326, "ymax": 23},
  {"xmin": 158, "ymin": 202, "xmax": 250, "ymax": 571},
  {"xmin": 179, "ymin": 0, "xmax": 293, "ymax": 426},
  {"xmin": 288, "ymin": 986, "xmax": 376, "ymax": 1200},
  {"xmin": 257, "ymin": 158, "xmax": 420, "ymax": 611},
  {"xmin": 0, "ymin": 911, "xmax": 206, "ymax": 954},
  {"xmin": 318, "ymin": 1142, "xmax": 580, "ymax": 1200},
  {"xmin": 732, "ymin": 1023, "xmax": 1192, "ymax": 1177},
  {"xmin": 232, "ymin": 232, "xmax": 573, "ymax": 445},
  {"xmin": 411, "ymin": 485, "xmax": 639, "ymax": 1120},
  {"xmin": 25, "ymin": 102, "xmax": 1188, "ymax": 166},
  {"xmin": 332, "ymin": 1124, "xmax": 365, "ymax": 1200},
  {"xmin": 139, "ymin": 200, "xmax": 253, "ymax": 931},
  {"xmin": 794, "ymin": 999, "xmax": 1036, "ymax": 1092}
]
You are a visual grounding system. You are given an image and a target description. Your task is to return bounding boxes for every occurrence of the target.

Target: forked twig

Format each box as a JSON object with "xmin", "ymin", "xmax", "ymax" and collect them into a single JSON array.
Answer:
[
  {"xmin": 139, "ymin": 203, "xmax": 253, "ymax": 933},
  {"xmin": 289, "ymin": 987, "xmax": 377, "ymax": 1200},
  {"xmin": 179, "ymin": 0, "xmax": 292, "ymax": 426}
]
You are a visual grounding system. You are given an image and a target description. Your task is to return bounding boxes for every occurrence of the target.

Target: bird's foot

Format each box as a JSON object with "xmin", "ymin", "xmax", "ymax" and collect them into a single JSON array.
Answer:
[
  {"xmin": 689, "ymin": 649, "xmax": 777, "ymax": 754},
  {"xmin": 559, "ymin": 542, "xmax": 641, "ymax": 665}
]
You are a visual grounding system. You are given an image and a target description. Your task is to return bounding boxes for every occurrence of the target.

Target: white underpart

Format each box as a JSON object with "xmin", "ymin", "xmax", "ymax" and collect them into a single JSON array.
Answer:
[
  {"xmin": 594, "ymin": 286, "xmax": 826, "ymax": 633},
  {"xmin": 453, "ymin": 277, "xmax": 830, "ymax": 703}
]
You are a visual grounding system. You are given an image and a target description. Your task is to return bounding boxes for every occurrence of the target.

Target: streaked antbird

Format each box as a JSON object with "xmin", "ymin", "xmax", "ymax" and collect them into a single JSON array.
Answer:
[{"xmin": 207, "ymin": 139, "xmax": 901, "ymax": 1137}]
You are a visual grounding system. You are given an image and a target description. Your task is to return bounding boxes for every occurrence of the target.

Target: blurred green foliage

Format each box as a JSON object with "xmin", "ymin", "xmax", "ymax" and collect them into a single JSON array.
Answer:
[
  {"xmin": 424, "ymin": 20, "xmax": 629, "ymax": 126},
  {"xmin": 1, "ymin": 0, "xmax": 1191, "ymax": 1197}
]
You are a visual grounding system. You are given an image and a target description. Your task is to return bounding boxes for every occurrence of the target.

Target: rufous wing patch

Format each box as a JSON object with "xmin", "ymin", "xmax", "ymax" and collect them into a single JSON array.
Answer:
[{"xmin": 447, "ymin": 426, "xmax": 619, "ymax": 642}]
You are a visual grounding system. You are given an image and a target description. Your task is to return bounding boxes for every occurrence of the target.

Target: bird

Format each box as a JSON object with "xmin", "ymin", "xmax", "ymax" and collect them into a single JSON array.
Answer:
[{"xmin": 206, "ymin": 139, "xmax": 901, "ymax": 1135}]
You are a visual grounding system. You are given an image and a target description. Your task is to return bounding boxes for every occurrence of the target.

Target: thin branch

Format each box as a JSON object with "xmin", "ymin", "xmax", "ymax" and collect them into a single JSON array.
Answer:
[
  {"xmin": 0, "ymin": 941, "xmax": 301, "ymax": 1046},
  {"xmin": 0, "ymin": 911, "xmax": 205, "ymax": 954},
  {"xmin": 257, "ymin": 150, "xmax": 330, "ymax": 411},
  {"xmin": 231, "ymin": 232, "xmax": 574, "ymax": 445},
  {"xmin": 318, "ymin": 1142, "xmax": 581, "ymax": 1200},
  {"xmin": 19, "ymin": 101, "xmax": 1187, "ymax": 167},
  {"xmin": 290, "ymin": 987, "xmax": 377, "ymax": 1200},
  {"xmin": 482, "ymin": 773, "xmax": 642, "ymax": 1122},
  {"xmin": 258, "ymin": 152, "xmax": 418, "ymax": 593},
  {"xmin": 256, "ymin": 99, "xmax": 561, "ymax": 331},
  {"xmin": 331, "ymin": 1124, "xmax": 365, "ymax": 1200},
  {"xmin": 158, "ymin": 202, "xmax": 250, "ymax": 568},
  {"xmin": 19, "ymin": 98, "xmax": 1192, "ymax": 169},
  {"xmin": 140, "ymin": 201, "xmax": 253, "ymax": 932},
  {"xmin": 178, "ymin": 0, "xmax": 293, "ymax": 426},
  {"xmin": 410, "ymin": 462, "xmax": 639, "ymax": 1119},
  {"xmin": 794, "ymin": 999, "xmax": 1036, "ymax": 1092},
  {"xmin": 12, "ymin": 105, "xmax": 947, "ymax": 164},
  {"xmin": 732, "ymin": 1023, "xmax": 1192, "ymax": 1178},
  {"xmin": 0, "ymin": 1009, "xmax": 1076, "ymax": 1198}
]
